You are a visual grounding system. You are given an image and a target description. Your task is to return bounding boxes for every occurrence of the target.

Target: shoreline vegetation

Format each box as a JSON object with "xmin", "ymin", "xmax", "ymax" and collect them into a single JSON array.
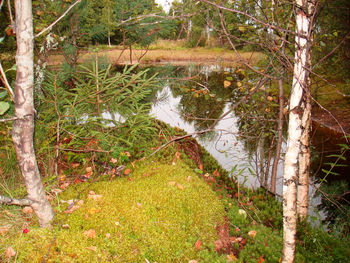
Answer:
[
  {"xmin": 46, "ymin": 46, "xmax": 350, "ymax": 135},
  {"xmin": 47, "ymin": 46, "xmax": 265, "ymax": 67}
]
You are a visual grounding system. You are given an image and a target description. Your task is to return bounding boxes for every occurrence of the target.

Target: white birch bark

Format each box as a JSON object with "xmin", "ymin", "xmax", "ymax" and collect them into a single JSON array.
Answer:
[
  {"xmin": 12, "ymin": 0, "xmax": 54, "ymax": 227},
  {"xmin": 297, "ymin": 0, "xmax": 316, "ymax": 220},
  {"xmin": 282, "ymin": 1, "xmax": 310, "ymax": 262}
]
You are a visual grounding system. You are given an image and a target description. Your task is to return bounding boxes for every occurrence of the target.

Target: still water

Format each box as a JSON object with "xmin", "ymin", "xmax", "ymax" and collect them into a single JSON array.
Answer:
[{"xmin": 146, "ymin": 64, "xmax": 332, "ymax": 221}]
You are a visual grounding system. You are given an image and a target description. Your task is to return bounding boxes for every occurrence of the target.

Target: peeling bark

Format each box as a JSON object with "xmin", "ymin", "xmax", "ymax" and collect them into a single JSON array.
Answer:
[
  {"xmin": 282, "ymin": 1, "xmax": 310, "ymax": 262},
  {"xmin": 12, "ymin": 0, "xmax": 54, "ymax": 227}
]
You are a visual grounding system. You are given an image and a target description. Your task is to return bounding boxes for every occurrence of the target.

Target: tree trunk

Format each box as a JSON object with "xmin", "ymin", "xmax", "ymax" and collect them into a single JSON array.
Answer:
[
  {"xmin": 282, "ymin": 1, "xmax": 310, "ymax": 262},
  {"xmin": 271, "ymin": 77, "xmax": 284, "ymax": 194},
  {"xmin": 297, "ymin": 0, "xmax": 315, "ymax": 220},
  {"xmin": 12, "ymin": 0, "xmax": 54, "ymax": 227}
]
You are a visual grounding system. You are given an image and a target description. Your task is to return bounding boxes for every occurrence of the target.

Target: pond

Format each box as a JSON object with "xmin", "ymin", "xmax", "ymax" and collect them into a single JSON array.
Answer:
[{"xmin": 142, "ymin": 63, "xmax": 349, "ymax": 226}]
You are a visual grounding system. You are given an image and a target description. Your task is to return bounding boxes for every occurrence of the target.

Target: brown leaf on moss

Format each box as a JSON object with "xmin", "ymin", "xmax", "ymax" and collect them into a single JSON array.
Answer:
[
  {"xmin": 177, "ymin": 183, "xmax": 184, "ymax": 190},
  {"xmin": 83, "ymin": 229, "xmax": 96, "ymax": 239},
  {"xmin": 22, "ymin": 206, "xmax": 34, "ymax": 215},
  {"xmin": 86, "ymin": 246, "xmax": 97, "ymax": 252},
  {"xmin": 195, "ymin": 239, "xmax": 202, "ymax": 250},
  {"xmin": 87, "ymin": 207, "xmax": 100, "ymax": 215},
  {"xmin": 0, "ymin": 225, "xmax": 11, "ymax": 236},
  {"xmin": 64, "ymin": 205, "xmax": 80, "ymax": 214},
  {"xmin": 124, "ymin": 168, "xmax": 132, "ymax": 175},
  {"xmin": 248, "ymin": 230, "xmax": 257, "ymax": 238},
  {"xmin": 5, "ymin": 247, "xmax": 16, "ymax": 259}
]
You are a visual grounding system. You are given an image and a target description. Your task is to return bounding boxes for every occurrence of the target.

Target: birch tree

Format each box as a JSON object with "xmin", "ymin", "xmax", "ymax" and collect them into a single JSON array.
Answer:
[
  {"xmin": 12, "ymin": 0, "xmax": 54, "ymax": 227},
  {"xmin": 282, "ymin": 0, "xmax": 315, "ymax": 261}
]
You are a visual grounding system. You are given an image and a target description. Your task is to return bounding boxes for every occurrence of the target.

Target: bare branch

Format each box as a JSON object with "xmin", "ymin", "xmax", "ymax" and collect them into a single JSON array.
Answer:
[
  {"xmin": 35, "ymin": 0, "xmax": 81, "ymax": 38},
  {"xmin": 0, "ymin": 62, "xmax": 14, "ymax": 101},
  {"xmin": 0, "ymin": 195, "xmax": 33, "ymax": 206}
]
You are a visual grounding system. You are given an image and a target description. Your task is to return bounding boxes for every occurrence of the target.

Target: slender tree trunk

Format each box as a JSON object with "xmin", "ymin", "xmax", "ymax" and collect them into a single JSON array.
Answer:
[
  {"xmin": 271, "ymin": 77, "xmax": 284, "ymax": 194},
  {"xmin": 107, "ymin": 8, "xmax": 111, "ymax": 47},
  {"xmin": 282, "ymin": 1, "xmax": 310, "ymax": 261},
  {"xmin": 297, "ymin": 0, "xmax": 316, "ymax": 220},
  {"xmin": 12, "ymin": 0, "xmax": 54, "ymax": 227}
]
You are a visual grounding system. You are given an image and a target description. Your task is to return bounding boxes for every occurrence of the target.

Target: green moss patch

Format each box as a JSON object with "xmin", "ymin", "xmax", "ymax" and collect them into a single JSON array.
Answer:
[{"xmin": 9, "ymin": 160, "xmax": 226, "ymax": 262}]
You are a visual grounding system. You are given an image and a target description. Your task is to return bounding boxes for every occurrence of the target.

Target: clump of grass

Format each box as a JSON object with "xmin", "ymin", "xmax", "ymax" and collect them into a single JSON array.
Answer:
[
  {"xmin": 149, "ymin": 39, "xmax": 187, "ymax": 50},
  {"xmin": 4, "ymin": 160, "xmax": 226, "ymax": 262}
]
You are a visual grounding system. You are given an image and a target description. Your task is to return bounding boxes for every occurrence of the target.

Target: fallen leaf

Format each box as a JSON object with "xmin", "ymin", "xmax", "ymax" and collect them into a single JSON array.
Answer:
[
  {"xmin": 168, "ymin": 181, "xmax": 176, "ymax": 186},
  {"xmin": 106, "ymin": 233, "xmax": 111, "ymax": 238},
  {"xmin": 87, "ymin": 207, "xmax": 99, "ymax": 214},
  {"xmin": 259, "ymin": 255, "xmax": 265, "ymax": 263},
  {"xmin": 188, "ymin": 260, "xmax": 198, "ymax": 263},
  {"xmin": 238, "ymin": 209, "xmax": 247, "ymax": 218},
  {"xmin": 59, "ymin": 182, "xmax": 70, "ymax": 189},
  {"xmin": 4, "ymin": 211, "xmax": 15, "ymax": 217},
  {"xmin": 110, "ymin": 158, "xmax": 118, "ymax": 164},
  {"xmin": 124, "ymin": 169, "xmax": 132, "ymax": 175},
  {"xmin": 78, "ymin": 200, "xmax": 84, "ymax": 206},
  {"xmin": 0, "ymin": 225, "xmax": 11, "ymax": 236},
  {"xmin": 213, "ymin": 169, "xmax": 220, "ymax": 177},
  {"xmin": 88, "ymin": 194, "xmax": 102, "ymax": 201},
  {"xmin": 195, "ymin": 239, "xmax": 202, "ymax": 250},
  {"xmin": 86, "ymin": 246, "xmax": 97, "ymax": 252},
  {"xmin": 72, "ymin": 163, "xmax": 80, "ymax": 169},
  {"xmin": 22, "ymin": 206, "xmax": 33, "ymax": 215},
  {"xmin": 224, "ymin": 80, "xmax": 231, "ymax": 88},
  {"xmin": 64, "ymin": 205, "xmax": 80, "ymax": 214},
  {"xmin": 125, "ymin": 151, "xmax": 131, "ymax": 157},
  {"xmin": 86, "ymin": 167, "xmax": 92, "ymax": 173},
  {"xmin": 5, "ymin": 247, "xmax": 16, "ymax": 259},
  {"xmin": 226, "ymin": 253, "xmax": 237, "ymax": 261},
  {"xmin": 51, "ymin": 188, "xmax": 62, "ymax": 194},
  {"xmin": 187, "ymin": 176, "xmax": 191, "ymax": 182},
  {"xmin": 83, "ymin": 229, "xmax": 96, "ymax": 239},
  {"xmin": 248, "ymin": 230, "xmax": 257, "ymax": 238},
  {"xmin": 174, "ymin": 151, "xmax": 181, "ymax": 159},
  {"xmin": 177, "ymin": 183, "xmax": 184, "ymax": 190}
]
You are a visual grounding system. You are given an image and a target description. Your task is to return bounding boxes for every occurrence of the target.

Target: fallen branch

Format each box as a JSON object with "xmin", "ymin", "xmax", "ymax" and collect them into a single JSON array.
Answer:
[
  {"xmin": 148, "ymin": 128, "xmax": 236, "ymax": 157},
  {"xmin": 0, "ymin": 195, "xmax": 33, "ymax": 206},
  {"xmin": 0, "ymin": 117, "xmax": 19, "ymax": 122}
]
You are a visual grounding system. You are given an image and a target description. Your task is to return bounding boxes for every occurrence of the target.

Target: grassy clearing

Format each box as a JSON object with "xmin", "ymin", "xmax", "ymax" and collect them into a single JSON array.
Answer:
[
  {"xmin": 1, "ymin": 160, "xmax": 226, "ymax": 262},
  {"xmin": 47, "ymin": 47, "xmax": 264, "ymax": 67}
]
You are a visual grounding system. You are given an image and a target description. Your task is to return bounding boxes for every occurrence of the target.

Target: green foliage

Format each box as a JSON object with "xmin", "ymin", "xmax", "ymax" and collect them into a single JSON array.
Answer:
[
  {"xmin": 34, "ymin": 57, "xmax": 160, "ymax": 176},
  {"xmin": 296, "ymin": 221, "xmax": 350, "ymax": 263}
]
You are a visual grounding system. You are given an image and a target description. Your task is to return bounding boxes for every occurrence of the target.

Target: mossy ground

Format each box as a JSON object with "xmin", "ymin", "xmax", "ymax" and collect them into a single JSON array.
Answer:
[{"xmin": 2, "ymin": 160, "xmax": 226, "ymax": 262}]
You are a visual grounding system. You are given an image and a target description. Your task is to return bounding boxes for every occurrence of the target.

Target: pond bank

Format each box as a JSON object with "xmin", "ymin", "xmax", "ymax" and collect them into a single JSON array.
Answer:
[{"xmin": 47, "ymin": 48, "xmax": 264, "ymax": 67}]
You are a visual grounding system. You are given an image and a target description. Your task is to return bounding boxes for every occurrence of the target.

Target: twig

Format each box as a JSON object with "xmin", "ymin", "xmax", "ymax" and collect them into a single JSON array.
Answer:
[
  {"xmin": 0, "ymin": 62, "xmax": 14, "ymax": 101},
  {"xmin": 7, "ymin": 0, "xmax": 14, "ymax": 26},
  {"xmin": 35, "ymin": 0, "xmax": 81, "ymax": 38},
  {"xmin": 0, "ymin": 117, "xmax": 19, "ymax": 122},
  {"xmin": 0, "ymin": 195, "xmax": 33, "ymax": 206},
  {"xmin": 59, "ymin": 148, "xmax": 111, "ymax": 153},
  {"xmin": 313, "ymin": 32, "xmax": 350, "ymax": 69}
]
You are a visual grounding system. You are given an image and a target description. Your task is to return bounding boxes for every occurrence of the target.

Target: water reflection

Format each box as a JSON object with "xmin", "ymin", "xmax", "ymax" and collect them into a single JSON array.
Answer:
[
  {"xmin": 147, "ymin": 63, "xmax": 329, "ymax": 223},
  {"xmin": 149, "ymin": 64, "xmax": 280, "ymax": 190}
]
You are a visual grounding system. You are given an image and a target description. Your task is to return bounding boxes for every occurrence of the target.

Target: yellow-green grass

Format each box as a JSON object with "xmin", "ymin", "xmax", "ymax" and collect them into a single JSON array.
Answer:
[
  {"xmin": 3, "ymin": 160, "xmax": 226, "ymax": 262},
  {"xmin": 47, "ymin": 48, "xmax": 264, "ymax": 67}
]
